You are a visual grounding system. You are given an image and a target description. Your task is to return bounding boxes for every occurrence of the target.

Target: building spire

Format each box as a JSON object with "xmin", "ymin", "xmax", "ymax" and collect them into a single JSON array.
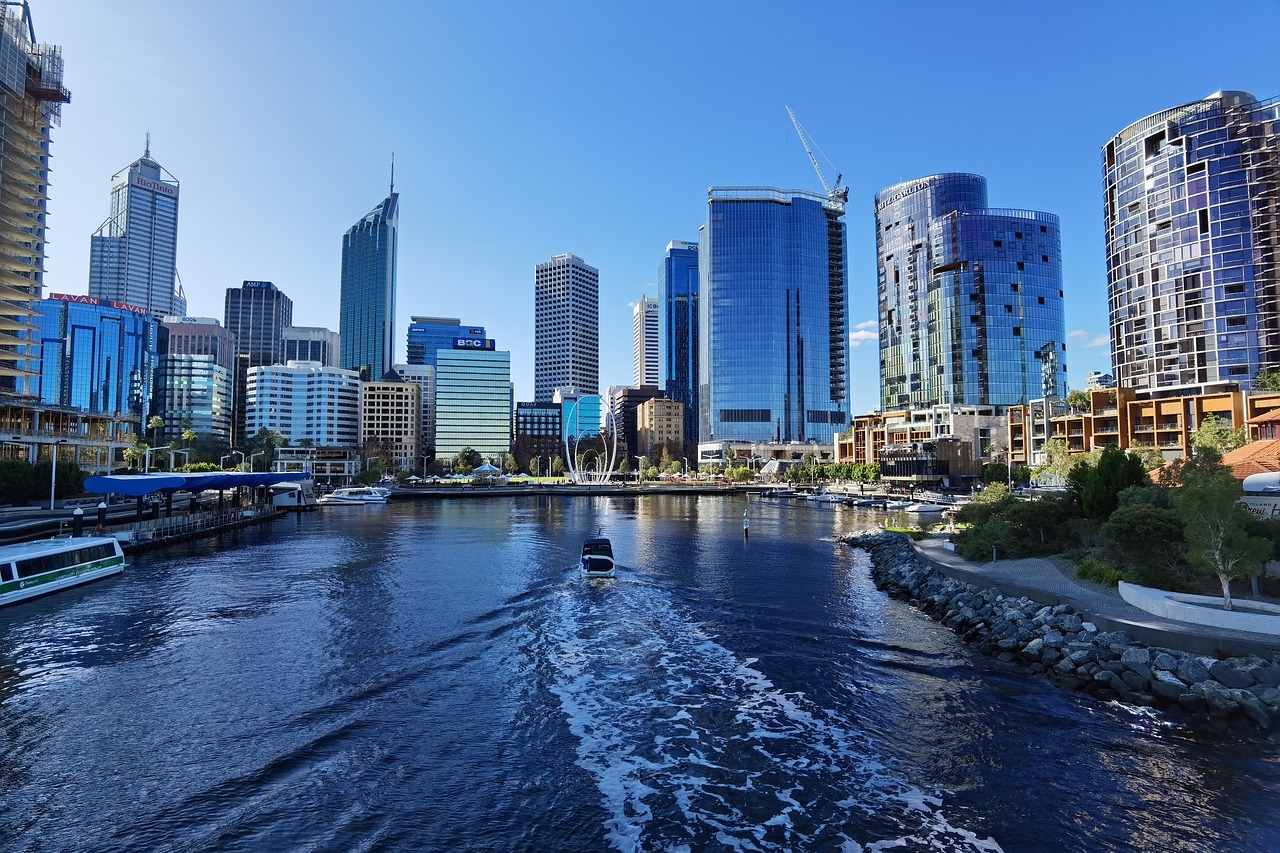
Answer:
[
  {"xmin": 144, "ymin": 131, "xmax": 151, "ymax": 159},
  {"xmin": 389, "ymin": 151, "xmax": 395, "ymax": 196}
]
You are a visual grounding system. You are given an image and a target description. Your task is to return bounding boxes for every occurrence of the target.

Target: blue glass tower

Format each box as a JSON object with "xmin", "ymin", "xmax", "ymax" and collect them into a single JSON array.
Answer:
[
  {"xmin": 340, "ymin": 190, "xmax": 398, "ymax": 380},
  {"xmin": 1103, "ymin": 91, "xmax": 1280, "ymax": 392},
  {"xmin": 661, "ymin": 240, "xmax": 698, "ymax": 450},
  {"xmin": 406, "ymin": 316, "xmax": 486, "ymax": 367},
  {"xmin": 698, "ymin": 188, "xmax": 849, "ymax": 444},
  {"xmin": 875, "ymin": 174, "xmax": 1066, "ymax": 409}
]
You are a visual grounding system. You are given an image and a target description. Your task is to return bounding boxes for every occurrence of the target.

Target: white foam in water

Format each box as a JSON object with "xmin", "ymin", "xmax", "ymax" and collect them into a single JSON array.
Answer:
[{"xmin": 538, "ymin": 582, "xmax": 1003, "ymax": 852}]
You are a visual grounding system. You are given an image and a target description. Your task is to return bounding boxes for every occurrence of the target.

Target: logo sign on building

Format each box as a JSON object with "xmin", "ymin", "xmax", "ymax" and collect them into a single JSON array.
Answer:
[
  {"xmin": 242, "ymin": 280, "xmax": 275, "ymax": 290},
  {"xmin": 109, "ymin": 300, "xmax": 150, "ymax": 316},
  {"xmin": 453, "ymin": 338, "xmax": 495, "ymax": 350},
  {"xmin": 49, "ymin": 292, "xmax": 101, "ymax": 306},
  {"xmin": 131, "ymin": 175, "xmax": 178, "ymax": 198}
]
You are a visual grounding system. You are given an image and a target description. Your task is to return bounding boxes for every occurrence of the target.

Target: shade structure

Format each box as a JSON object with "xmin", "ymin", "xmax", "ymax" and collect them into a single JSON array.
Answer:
[{"xmin": 82, "ymin": 471, "xmax": 309, "ymax": 497}]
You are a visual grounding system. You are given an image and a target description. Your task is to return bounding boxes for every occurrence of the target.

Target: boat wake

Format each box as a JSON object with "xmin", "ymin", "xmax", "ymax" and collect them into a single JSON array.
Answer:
[{"xmin": 532, "ymin": 580, "xmax": 1002, "ymax": 852}]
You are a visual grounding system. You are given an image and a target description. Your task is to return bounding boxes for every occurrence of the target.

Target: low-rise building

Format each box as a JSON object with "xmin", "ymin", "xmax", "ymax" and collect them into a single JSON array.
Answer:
[
  {"xmin": 360, "ymin": 369, "xmax": 421, "ymax": 470},
  {"xmin": 246, "ymin": 360, "xmax": 360, "ymax": 447},
  {"xmin": 836, "ymin": 404, "xmax": 1006, "ymax": 469},
  {"xmin": 636, "ymin": 398, "xmax": 683, "ymax": 458},
  {"xmin": 697, "ymin": 440, "xmax": 833, "ymax": 469},
  {"xmin": 272, "ymin": 445, "xmax": 360, "ymax": 487},
  {"xmin": 515, "ymin": 400, "xmax": 562, "ymax": 464}
]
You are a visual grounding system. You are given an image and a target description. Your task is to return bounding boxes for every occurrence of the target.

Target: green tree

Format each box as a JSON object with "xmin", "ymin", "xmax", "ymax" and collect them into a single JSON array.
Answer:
[
  {"xmin": 453, "ymin": 447, "xmax": 482, "ymax": 473},
  {"xmin": 528, "ymin": 456, "xmax": 542, "ymax": 477},
  {"xmin": 1253, "ymin": 368, "xmax": 1280, "ymax": 393},
  {"xmin": 1101, "ymin": 503, "xmax": 1185, "ymax": 585},
  {"xmin": 551, "ymin": 455, "xmax": 565, "ymax": 476},
  {"xmin": 124, "ymin": 441, "xmax": 148, "ymax": 470},
  {"xmin": 1066, "ymin": 389, "xmax": 1090, "ymax": 413},
  {"xmin": 1173, "ymin": 456, "xmax": 1271, "ymax": 610},
  {"xmin": 1068, "ymin": 445, "xmax": 1148, "ymax": 519},
  {"xmin": 502, "ymin": 452, "xmax": 518, "ymax": 474},
  {"xmin": 644, "ymin": 465, "xmax": 659, "ymax": 480},
  {"xmin": 181, "ymin": 427, "xmax": 197, "ymax": 447},
  {"xmin": 1034, "ymin": 437, "xmax": 1074, "ymax": 483},
  {"xmin": 982, "ymin": 461, "xmax": 1009, "ymax": 484},
  {"xmin": 147, "ymin": 415, "xmax": 165, "ymax": 446},
  {"xmin": 1192, "ymin": 414, "xmax": 1247, "ymax": 455}
]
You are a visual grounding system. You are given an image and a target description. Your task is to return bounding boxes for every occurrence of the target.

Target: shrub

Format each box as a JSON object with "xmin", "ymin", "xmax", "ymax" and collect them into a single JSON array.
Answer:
[
  {"xmin": 1077, "ymin": 557, "xmax": 1131, "ymax": 586},
  {"xmin": 1116, "ymin": 484, "xmax": 1171, "ymax": 509},
  {"xmin": 1068, "ymin": 445, "xmax": 1150, "ymax": 519},
  {"xmin": 957, "ymin": 518, "xmax": 1013, "ymax": 562},
  {"xmin": 1101, "ymin": 504, "xmax": 1185, "ymax": 586}
]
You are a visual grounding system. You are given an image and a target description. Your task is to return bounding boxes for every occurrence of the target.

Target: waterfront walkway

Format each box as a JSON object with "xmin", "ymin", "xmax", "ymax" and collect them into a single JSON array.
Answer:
[{"xmin": 910, "ymin": 537, "xmax": 1280, "ymax": 658}]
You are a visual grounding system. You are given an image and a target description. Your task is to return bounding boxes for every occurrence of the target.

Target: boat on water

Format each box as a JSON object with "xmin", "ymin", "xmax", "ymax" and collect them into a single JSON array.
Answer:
[
  {"xmin": 0, "ymin": 536, "xmax": 125, "ymax": 607},
  {"xmin": 317, "ymin": 487, "xmax": 390, "ymax": 506},
  {"xmin": 885, "ymin": 499, "xmax": 912, "ymax": 510},
  {"xmin": 581, "ymin": 537, "xmax": 615, "ymax": 578},
  {"xmin": 903, "ymin": 502, "xmax": 948, "ymax": 514}
]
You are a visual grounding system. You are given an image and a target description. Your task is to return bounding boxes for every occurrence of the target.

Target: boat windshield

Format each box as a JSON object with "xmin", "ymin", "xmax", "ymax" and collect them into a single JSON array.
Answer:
[{"xmin": 582, "ymin": 539, "xmax": 613, "ymax": 557}]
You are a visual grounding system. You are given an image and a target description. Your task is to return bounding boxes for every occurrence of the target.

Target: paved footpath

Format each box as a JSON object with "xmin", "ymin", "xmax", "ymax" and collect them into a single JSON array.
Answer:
[{"xmin": 911, "ymin": 536, "xmax": 1280, "ymax": 658}]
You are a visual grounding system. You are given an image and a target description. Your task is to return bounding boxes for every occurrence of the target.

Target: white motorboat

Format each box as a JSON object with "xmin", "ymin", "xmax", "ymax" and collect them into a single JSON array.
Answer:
[
  {"xmin": 318, "ymin": 487, "xmax": 390, "ymax": 506},
  {"xmin": 581, "ymin": 536, "xmax": 615, "ymax": 578},
  {"xmin": 903, "ymin": 502, "xmax": 948, "ymax": 514},
  {"xmin": 885, "ymin": 499, "xmax": 912, "ymax": 510}
]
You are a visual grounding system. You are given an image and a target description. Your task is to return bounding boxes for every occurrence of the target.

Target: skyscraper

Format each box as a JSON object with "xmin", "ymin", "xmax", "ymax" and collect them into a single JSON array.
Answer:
[
  {"xmin": 875, "ymin": 174, "xmax": 1066, "ymax": 409},
  {"xmin": 340, "ymin": 188, "xmax": 398, "ymax": 380},
  {"xmin": 435, "ymin": 345, "xmax": 512, "ymax": 462},
  {"xmin": 156, "ymin": 317, "xmax": 235, "ymax": 443},
  {"xmin": 282, "ymin": 326, "xmax": 339, "ymax": 367},
  {"xmin": 1103, "ymin": 91, "xmax": 1280, "ymax": 392},
  {"xmin": 661, "ymin": 240, "xmax": 698, "ymax": 451},
  {"xmin": 88, "ymin": 136, "xmax": 185, "ymax": 318},
  {"xmin": 534, "ymin": 253, "xmax": 598, "ymax": 401},
  {"xmin": 224, "ymin": 280, "xmax": 292, "ymax": 442},
  {"xmin": 0, "ymin": 4, "xmax": 67, "ymax": 396},
  {"xmin": 406, "ymin": 316, "xmax": 485, "ymax": 366},
  {"xmin": 698, "ymin": 188, "xmax": 849, "ymax": 445},
  {"xmin": 631, "ymin": 295, "xmax": 659, "ymax": 386}
]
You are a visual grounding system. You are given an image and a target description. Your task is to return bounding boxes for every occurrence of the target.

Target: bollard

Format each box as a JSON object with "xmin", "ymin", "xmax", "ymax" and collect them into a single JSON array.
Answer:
[
  {"xmin": 96, "ymin": 500, "xmax": 107, "ymax": 533},
  {"xmin": 165, "ymin": 491, "xmax": 173, "ymax": 518},
  {"xmin": 135, "ymin": 496, "xmax": 143, "ymax": 521},
  {"xmin": 72, "ymin": 506, "xmax": 84, "ymax": 537}
]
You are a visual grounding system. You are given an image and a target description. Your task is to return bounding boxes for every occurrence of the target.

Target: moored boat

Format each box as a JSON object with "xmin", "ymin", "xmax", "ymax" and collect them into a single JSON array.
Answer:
[
  {"xmin": 581, "ymin": 537, "xmax": 615, "ymax": 578},
  {"xmin": 0, "ymin": 537, "xmax": 125, "ymax": 607},
  {"xmin": 317, "ymin": 487, "xmax": 390, "ymax": 506},
  {"xmin": 903, "ymin": 502, "xmax": 948, "ymax": 514}
]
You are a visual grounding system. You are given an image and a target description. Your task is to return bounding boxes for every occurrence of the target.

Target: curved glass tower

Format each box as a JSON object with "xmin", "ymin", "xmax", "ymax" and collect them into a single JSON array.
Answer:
[
  {"xmin": 1103, "ymin": 90, "xmax": 1280, "ymax": 392},
  {"xmin": 340, "ymin": 192, "xmax": 398, "ymax": 380},
  {"xmin": 698, "ymin": 188, "xmax": 848, "ymax": 445},
  {"xmin": 875, "ymin": 173, "xmax": 1066, "ymax": 409}
]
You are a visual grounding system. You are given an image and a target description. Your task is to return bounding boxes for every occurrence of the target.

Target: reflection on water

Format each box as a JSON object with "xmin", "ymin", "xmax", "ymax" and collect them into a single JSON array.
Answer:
[{"xmin": 0, "ymin": 496, "xmax": 1275, "ymax": 852}]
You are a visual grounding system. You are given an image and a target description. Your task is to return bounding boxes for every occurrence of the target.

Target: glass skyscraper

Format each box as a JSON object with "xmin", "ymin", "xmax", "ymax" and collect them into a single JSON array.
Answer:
[
  {"xmin": 88, "ymin": 138, "xmax": 185, "ymax": 318},
  {"xmin": 875, "ymin": 173, "xmax": 1066, "ymax": 409},
  {"xmin": 156, "ymin": 317, "xmax": 235, "ymax": 442},
  {"xmin": 698, "ymin": 188, "xmax": 849, "ymax": 445},
  {"xmin": 224, "ymin": 280, "xmax": 292, "ymax": 443},
  {"xmin": 434, "ymin": 346, "xmax": 512, "ymax": 462},
  {"xmin": 661, "ymin": 240, "xmax": 698, "ymax": 450},
  {"xmin": 1103, "ymin": 90, "xmax": 1280, "ymax": 392},
  {"xmin": 340, "ymin": 190, "xmax": 398, "ymax": 380},
  {"xmin": 406, "ymin": 316, "xmax": 485, "ymax": 366}
]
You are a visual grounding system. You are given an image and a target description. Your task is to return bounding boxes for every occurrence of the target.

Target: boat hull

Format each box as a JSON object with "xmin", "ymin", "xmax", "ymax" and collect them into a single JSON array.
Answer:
[
  {"xmin": 0, "ymin": 559, "xmax": 125, "ymax": 608},
  {"xmin": 582, "ymin": 556, "xmax": 615, "ymax": 577}
]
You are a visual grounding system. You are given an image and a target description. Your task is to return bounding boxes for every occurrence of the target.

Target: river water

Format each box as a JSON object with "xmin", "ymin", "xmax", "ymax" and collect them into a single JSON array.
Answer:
[{"xmin": 1, "ymin": 496, "xmax": 1277, "ymax": 852}]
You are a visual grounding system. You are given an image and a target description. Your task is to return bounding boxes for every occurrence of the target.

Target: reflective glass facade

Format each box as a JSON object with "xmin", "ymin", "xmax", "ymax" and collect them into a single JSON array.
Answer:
[
  {"xmin": 661, "ymin": 241, "xmax": 699, "ymax": 449},
  {"xmin": 406, "ymin": 317, "xmax": 486, "ymax": 367},
  {"xmin": 435, "ymin": 348, "xmax": 512, "ymax": 462},
  {"xmin": 698, "ymin": 189, "xmax": 849, "ymax": 444},
  {"xmin": 154, "ymin": 354, "xmax": 232, "ymax": 443},
  {"xmin": 1103, "ymin": 91, "xmax": 1280, "ymax": 391},
  {"xmin": 340, "ymin": 193, "xmax": 398, "ymax": 380},
  {"xmin": 33, "ymin": 295, "xmax": 157, "ymax": 419},
  {"xmin": 875, "ymin": 174, "xmax": 1066, "ymax": 409}
]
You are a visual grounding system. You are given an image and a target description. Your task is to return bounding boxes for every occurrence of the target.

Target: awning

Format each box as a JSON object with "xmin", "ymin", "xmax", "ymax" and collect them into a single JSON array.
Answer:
[{"xmin": 82, "ymin": 471, "xmax": 309, "ymax": 497}]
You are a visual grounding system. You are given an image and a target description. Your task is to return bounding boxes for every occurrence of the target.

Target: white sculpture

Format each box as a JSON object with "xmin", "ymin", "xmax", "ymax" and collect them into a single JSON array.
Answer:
[{"xmin": 564, "ymin": 396, "xmax": 618, "ymax": 485}]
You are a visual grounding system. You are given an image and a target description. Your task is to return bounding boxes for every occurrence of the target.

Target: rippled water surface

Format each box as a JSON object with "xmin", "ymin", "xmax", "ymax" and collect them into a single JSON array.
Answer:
[{"xmin": 1, "ymin": 496, "xmax": 1278, "ymax": 851}]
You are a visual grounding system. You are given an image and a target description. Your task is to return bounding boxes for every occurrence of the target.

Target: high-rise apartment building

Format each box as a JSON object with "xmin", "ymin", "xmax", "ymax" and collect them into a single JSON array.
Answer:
[
  {"xmin": 282, "ymin": 326, "xmax": 339, "ymax": 367},
  {"xmin": 0, "ymin": 4, "xmax": 67, "ymax": 397},
  {"xmin": 1103, "ymin": 91, "xmax": 1280, "ymax": 393},
  {"xmin": 662, "ymin": 240, "xmax": 699, "ymax": 451},
  {"xmin": 636, "ymin": 398, "xmax": 684, "ymax": 458},
  {"xmin": 88, "ymin": 137, "xmax": 185, "ymax": 318},
  {"xmin": 224, "ymin": 280, "xmax": 292, "ymax": 443},
  {"xmin": 699, "ymin": 188, "xmax": 849, "ymax": 444},
  {"xmin": 874, "ymin": 173, "xmax": 1066, "ymax": 410},
  {"xmin": 360, "ymin": 369, "xmax": 420, "ymax": 469},
  {"xmin": 155, "ymin": 317, "xmax": 235, "ymax": 442},
  {"xmin": 393, "ymin": 362, "xmax": 436, "ymax": 456},
  {"xmin": 435, "ymin": 346, "xmax": 512, "ymax": 462},
  {"xmin": 246, "ymin": 360, "xmax": 360, "ymax": 447},
  {"xmin": 406, "ymin": 317, "xmax": 486, "ymax": 366},
  {"xmin": 632, "ymin": 295, "xmax": 659, "ymax": 386},
  {"xmin": 534, "ymin": 253, "xmax": 598, "ymax": 401},
  {"xmin": 340, "ymin": 190, "xmax": 398, "ymax": 380}
]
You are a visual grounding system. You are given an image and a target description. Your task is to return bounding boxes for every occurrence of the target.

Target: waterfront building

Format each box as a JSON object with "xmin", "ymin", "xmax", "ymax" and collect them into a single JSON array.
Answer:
[
  {"xmin": 1103, "ymin": 91, "xmax": 1280, "ymax": 393},
  {"xmin": 834, "ymin": 404, "xmax": 1007, "ymax": 473},
  {"xmin": 406, "ymin": 316, "xmax": 486, "ymax": 366},
  {"xmin": 661, "ymin": 240, "xmax": 699, "ymax": 452},
  {"xmin": 393, "ymin": 362, "xmax": 436, "ymax": 457},
  {"xmin": 636, "ymin": 397, "xmax": 684, "ymax": 459},
  {"xmin": 608, "ymin": 384, "xmax": 664, "ymax": 463},
  {"xmin": 514, "ymin": 400, "xmax": 562, "ymax": 466},
  {"xmin": 699, "ymin": 188, "xmax": 849, "ymax": 445},
  {"xmin": 632, "ymin": 294, "xmax": 659, "ymax": 386},
  {"xmin": 0, "ymin": 5, "xmax": 68, "ymax": 398},
  {"xmin": 245, "ymin": 360, "xmax": 359, "ymax": 448},
  {"xmin": 282, "ymin": 325, "xmax": 339, "ymax": 367},
  {"xmin": 88, "ymin": 137, "xmax": 185, "ymax": 318},
  {"xmin": 1085, "ymin": 370, "xmax": 1116, "ymax": 390},
  {"xmin": 155, "ymin": 317, "xmax": 235, "ymax": 443},
  {"xmin": 224, "ymin": 280, "xmax": 292, "ymax": 444},
  {"xmin": 271, "ymin": 445, "xmax": 359, "ymax": 487},
  {"xmin": 534, "ymin": 253, "xmax": 598, "ymax": 400},
  {"xmin": 340, "ymin": 189, "xmax": 399, "ymax": 380},
  {"xmin": 435, "ymin": 345, "xmax": 512, "ymax": 463},
  {"xmin": 553, "ymin": 385, "xmax": 599, "ymax": 444},
  {"xmin": 360, "ymin": 369, "xmax": 420, "ymax": 470},
  {"xmin": 875, "ymin": 173, "xmax": 1067, "ymax": 410},
  {"xmin": 696, "ymin": 439, "xmax": 835, "ymax": 468}
]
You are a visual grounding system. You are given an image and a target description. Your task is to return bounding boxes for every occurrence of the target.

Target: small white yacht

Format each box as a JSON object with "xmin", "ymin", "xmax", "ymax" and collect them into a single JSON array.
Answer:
[
  {"xmin": 581, "ymin": 537, "xmax": 615, "ymax": 578},
  {"xmin": 903, "ymin": 502, "xmax": 948, "ymax": 514},
  {"xmin": 0, "ymin": 537, "xmax": 125, "ymax": 607},
  {"xmin": 318, "ymin": 487, "xmax": 390, "ymax": 506}
]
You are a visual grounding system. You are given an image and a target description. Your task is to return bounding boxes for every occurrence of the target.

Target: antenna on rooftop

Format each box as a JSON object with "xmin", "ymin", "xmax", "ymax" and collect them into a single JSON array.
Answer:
[
  {"xmin": 144, "ymin": 131, "xmax": 151, "ymax": 159},
  {"xmin": 389, "ymin": 152, "xmax": 395, "ymax": 195}
]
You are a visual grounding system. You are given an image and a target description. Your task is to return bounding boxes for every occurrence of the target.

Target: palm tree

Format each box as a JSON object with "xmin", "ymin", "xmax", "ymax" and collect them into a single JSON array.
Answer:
[{"xmin": 147, "ymin": 415, "xmax": 165, "ymax": 446}]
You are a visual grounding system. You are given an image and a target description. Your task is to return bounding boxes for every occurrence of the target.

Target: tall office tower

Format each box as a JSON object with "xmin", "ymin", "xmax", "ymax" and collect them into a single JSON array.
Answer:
[
  {"xmin": 393, "ymin": 362, "xmax": 436, "ymax": 456},
  {"xmin": 88, "ymin": 136, "xmax": 185, "ymax": 318},
  {"xmin": 224, "ymin": 280, "xmax": 292, "ymax": 443},
  {"xmin": 1103, "ymin": 91, "xmax": 1280, "ymax": 392},
  {"xmin": 340, "ymin": 187, "xmax": 398, "ymax": 380},
  {"xmin": 282, "ymin": 326, "xmax": 339, "ymax": 367},
  {"xmin": 698, "ymin": 188, "xmax": 849, "ymax": 444},
  {"xmin": 0, "ymin": 4, "xmax": 67, "ymax": 396},
  {"xmin": 406, "ymin": 316, "xmax": 485, "ymax": 366},
  {"xmin": 156, "ymin": 317, "xmax": 235, "ymax": 442},
  {"xmin": 246, "ymin": 360, "xmax": 360, "ymax": 447},
  {"xmin": 631, "ymin": 294, "xmax": 659, "ymax": 386},
  {"xmin": 662, "ymin": 240, "xmax": 699, "ymax": 451},
  {"xmin": 435, "ymin": 345, "xmax": 512, "ymax": 462},
  {"xmin": 534, "ymin": 253, "xmax": 599, "ymax": 401},
  {"xmin": 874, "ymin": 174, "xmax": 1066, "ymax": 410}
]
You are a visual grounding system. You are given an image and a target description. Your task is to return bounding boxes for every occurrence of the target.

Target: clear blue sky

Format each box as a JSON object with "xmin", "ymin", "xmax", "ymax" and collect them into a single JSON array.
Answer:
[{"xmin": 40, "ymin": 0, "xmax": 1280, "ymax": 412}]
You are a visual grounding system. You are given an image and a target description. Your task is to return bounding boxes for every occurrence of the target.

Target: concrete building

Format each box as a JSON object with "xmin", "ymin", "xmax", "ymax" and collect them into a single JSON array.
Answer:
[
  {"xmin": 360, "ymin": 369, "xmax": 420, "ymax": 470},
  {"xmin": 534, "ymin": 253, "xmax": 598, "ymax": 400},
  {"xmin": 696, "ymin": 439, "xmax": 834, "ymax": 469},
  {"xmin": 435, "ymin": 347, "xmax": 511, "ymax": 463},
  {"xmin": 393, "ymin": 362, "xmax": 436, "ymax": 457},
  {"xmin": 636, "ymin": 398, "xmax": 684, "ymax": 458},
  {"xmin": 156, "ymin": 317, "xmax": 236, "ymax": 443},
  {"xmin": 225, "ymin": 280, "xmax": 292, "ymax": 444},
  {"xmin": 514, "ymin": 400, "xmax": 562, "ymax": 467},
  {"xmin": 245, "ymin": 360, "xmax": 360, "ymax": 448},
  {"xmin": 835, "ymin": 404, "xmax": 1007, "ymax": 470},
  {"xmin": 282, "ymin": 326, "xmax": 339, "ymax": 367},
  {"xmin": 608, "ymin": 384, "xmax": 664, "ymax": 462},
  {"xmin": 406, "ymin": 316, "xmax": 485, "ymax": 366},
  {"xmin": 1085, "ymin": 370, "xmax": 1116, "ymax": 390},
  {"xmin": 88, "ymin": 137, "xmax": 185, "ymax": 318},
  {"xmin": 340, "ymin": 189, "xmax": 398, "ymax": 380},
  {"xmin": 272, "ymin": 445, "xmax": 360, "ymax": 487},
  {"xmin": 632, "ymin": 294, "xmax": 659, "ymax": 386},
  {"xmin": 661, "ymin": 240, "xmax": 699, "ymax": 452}
]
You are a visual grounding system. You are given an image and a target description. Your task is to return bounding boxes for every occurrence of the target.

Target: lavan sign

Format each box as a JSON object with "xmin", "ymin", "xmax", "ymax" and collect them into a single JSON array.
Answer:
[{"xmin": 453, "ymin": 338, "xmax": 495, "ymax": 350}]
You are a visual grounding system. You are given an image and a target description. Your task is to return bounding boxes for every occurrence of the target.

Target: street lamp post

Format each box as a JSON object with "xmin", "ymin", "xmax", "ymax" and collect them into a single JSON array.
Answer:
[
  {"xmin": 250, "ymin": 451, "xmax": 266, "ymax": 472},
  {"xmin": 49, "ymin": 439, "xmax": 67, "ymax": 510},
  {"xmin": 220, "ymin": 450, "xmax": 244, "ymax": 470}
]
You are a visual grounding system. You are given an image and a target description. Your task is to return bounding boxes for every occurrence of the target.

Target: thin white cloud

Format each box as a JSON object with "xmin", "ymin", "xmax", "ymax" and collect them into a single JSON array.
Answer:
[
  {"xmin": 1069, "ymin": 329, "xmax": 1109, "ymax": 348},
  {"xmin": 1068, "ymin": 329, "xmax": 1089, "ymax": 339},
  {"xmin": 849, "ymin": 329, "xmax": 877, "ymax": 348},
  {"xmin": 853, "ymin": 319, "xmax": 877, "ymax": 331}
]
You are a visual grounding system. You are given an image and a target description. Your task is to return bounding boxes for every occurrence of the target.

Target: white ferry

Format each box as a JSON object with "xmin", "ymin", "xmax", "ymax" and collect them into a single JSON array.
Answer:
[
  {"xmin": 0, "ymin": 537, "xmax": 126, "ymax": 607},
  {"xmin": 317, "ymin": 487, "xmax": 390, "ymax": 506}
]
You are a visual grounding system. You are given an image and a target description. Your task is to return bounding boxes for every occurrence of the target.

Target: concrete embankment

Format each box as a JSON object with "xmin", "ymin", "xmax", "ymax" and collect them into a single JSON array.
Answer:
[{"xmin": 845, "ymin": 530, "xmax": 1280, "ymax": 733}]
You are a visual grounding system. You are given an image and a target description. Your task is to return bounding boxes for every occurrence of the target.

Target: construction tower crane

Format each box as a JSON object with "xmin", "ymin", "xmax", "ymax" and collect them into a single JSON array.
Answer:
[{"xmin": 785, "ymin": 105, "xmax": 848, "ymax": 209}]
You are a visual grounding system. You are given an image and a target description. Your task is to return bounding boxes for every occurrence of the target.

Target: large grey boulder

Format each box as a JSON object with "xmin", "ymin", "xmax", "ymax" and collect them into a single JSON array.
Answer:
[
  {"xmin": 1153, "ymin": 653, "xmax": 1179, "ymax": 672},
  {"xmin": 1120, "ymin": 670, "xmax": 1149, "ymax": 692},
  {"xmin": 1120, "ymin": 647, "xmax": 1150, "ymax": 668},
  {"xmin": 1053, "ymin": 613, "xmax": 1083, "ymax": 632},
  {"xmin": 1230, "ymin": 690, "xmax": 1271, "ymax": 728},
  {"xmin": 1042, "ymin": 631, "xmax": 1066, "ymax": 649},
  {"xmin": 1177, "ymin": 657, "xmax": 1211, "ymax": 685},
  {"xmin": 1151, "ymin": 670, "xmax": 1186, "ymax": 701},
  {"xmin": 1022, "ymin": 638, "xmax": 1044, "ymax": 657},
  {"xmin": 1210, "ymin": 660, "xmax": 1256, "ymax": 689},
  {"xmin": 1243, "ymin": 664, "xmax": 1280, "ymax": 688}
]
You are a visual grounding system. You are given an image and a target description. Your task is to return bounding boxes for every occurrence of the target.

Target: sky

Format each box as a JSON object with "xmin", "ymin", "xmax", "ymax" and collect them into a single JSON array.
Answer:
[{"xmin": 37, "ymin": 0, "xmax": 1280, "ymax": 413}]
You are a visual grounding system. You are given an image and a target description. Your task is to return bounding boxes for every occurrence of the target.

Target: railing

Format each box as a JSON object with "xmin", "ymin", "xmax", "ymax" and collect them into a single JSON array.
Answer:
[{"xmin": 126, "ymin": 505, "xmax": 274, "ymax": 543}]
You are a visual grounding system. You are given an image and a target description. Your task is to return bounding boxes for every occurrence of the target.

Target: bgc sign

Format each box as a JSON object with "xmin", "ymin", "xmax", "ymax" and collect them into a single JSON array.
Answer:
[{"xmin": 453, "ymin": 338, "xmax": 495, "ymax": 350}]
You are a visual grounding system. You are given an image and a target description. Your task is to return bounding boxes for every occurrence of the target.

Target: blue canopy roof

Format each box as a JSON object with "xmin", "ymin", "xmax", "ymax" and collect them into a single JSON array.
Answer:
[{"xmin": 82, "ymin": 471, "xmax": 308, "ymax": 497}]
